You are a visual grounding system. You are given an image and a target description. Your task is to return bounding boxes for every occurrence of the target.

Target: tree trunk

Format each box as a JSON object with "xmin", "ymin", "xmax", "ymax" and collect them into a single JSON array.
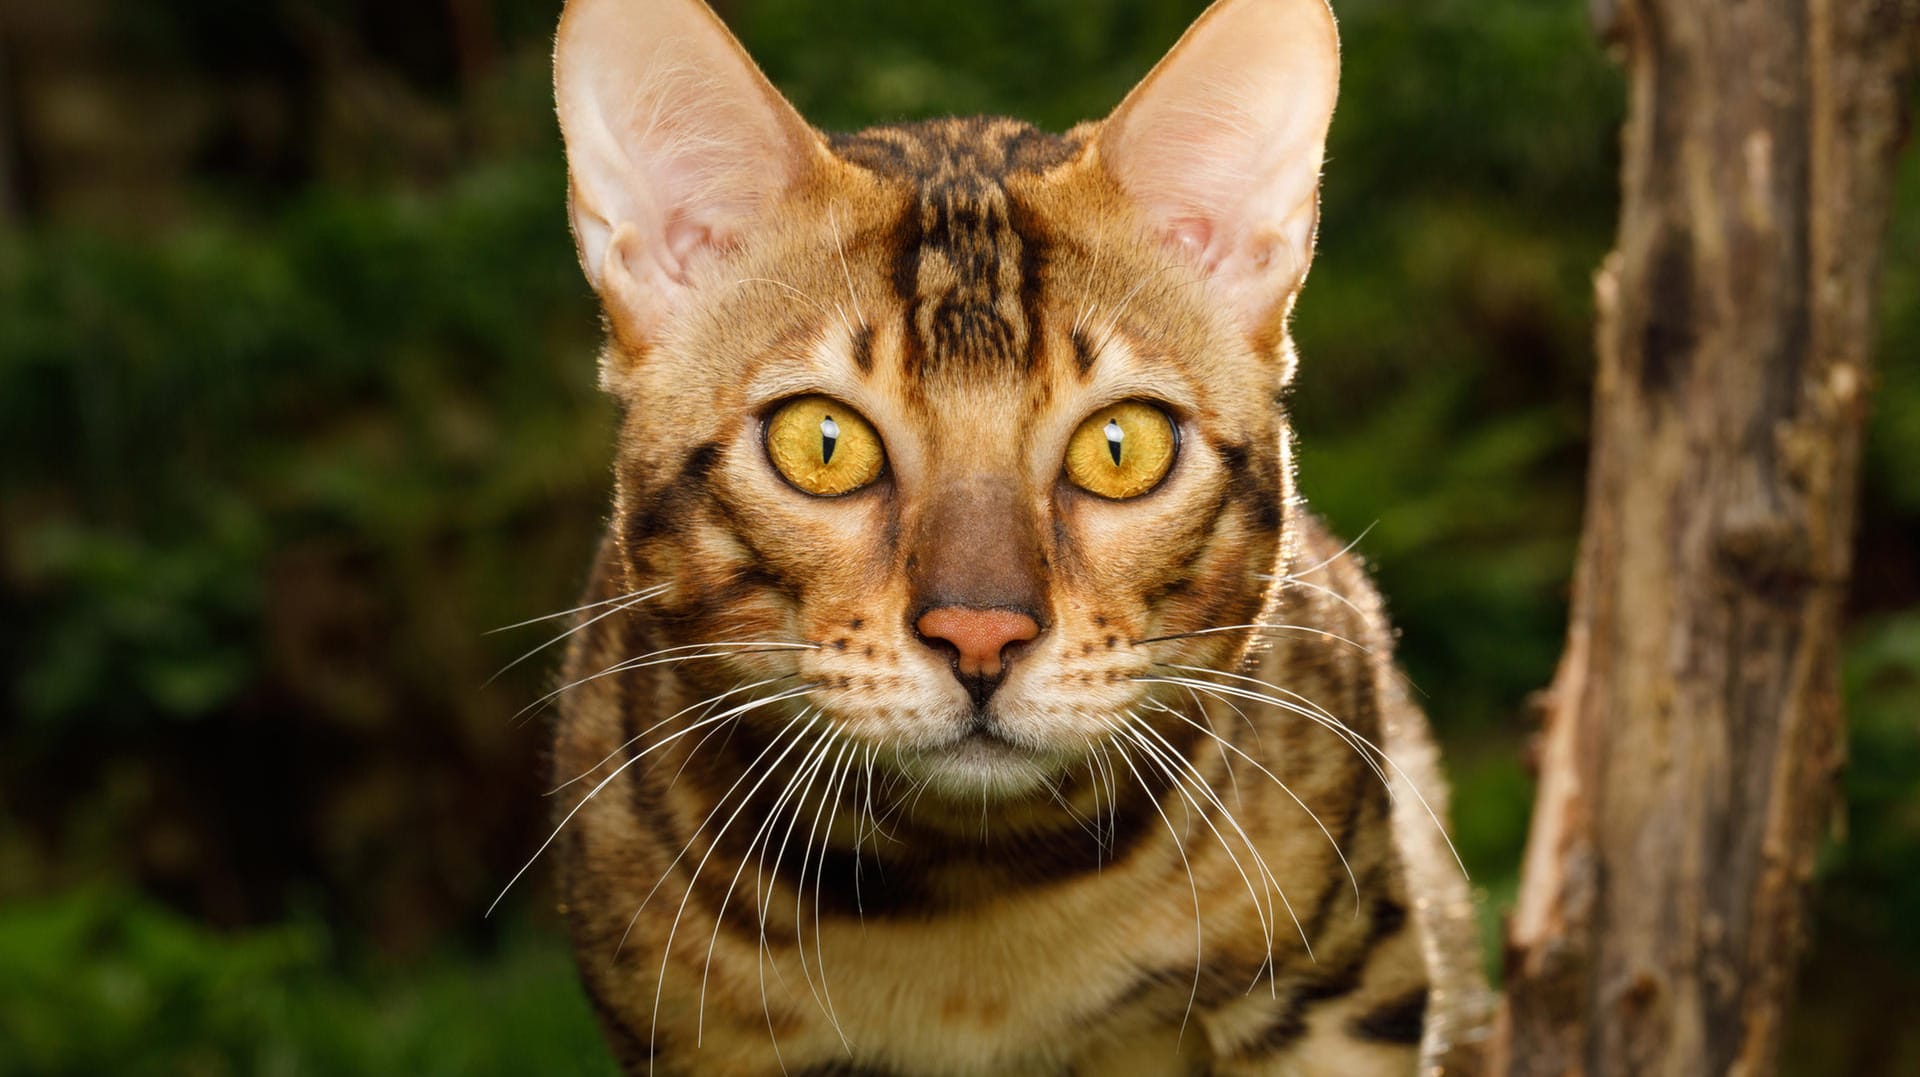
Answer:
[{"xmin": 1492, "ymin": 2, "xmax": 1918, "ymax": 1076}]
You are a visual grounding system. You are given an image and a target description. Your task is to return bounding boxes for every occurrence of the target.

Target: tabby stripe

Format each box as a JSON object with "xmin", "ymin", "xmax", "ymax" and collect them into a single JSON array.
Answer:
[
  {"xmin": 1216, "ymin": 438, "xmax": 1282, "ymax": 533},
  {"xmin": 1349, "ymin": 987, "xmax": 1429, "ymax": 1045},
  {"xmin": 1069, "ymin": 326, "xmax": 1097, "ymax": 376},
  {"xmin": 581, "ymin": 975, "xmax": 658, "ymax": 1067},
  {"xmin": 1007, "ymin": 194, "xmax": 1051, "ymax": 372},
  {"xmin": 850, "ymin": 323, "xmax": 875, "ymax": 374},
  {"xmin": 1229, "ymin": 868, "xmax": 1416, "ymax": 1059},
  {"xmin": 621, "ymin": 440, "xmax": 724, "ymax": 548}
]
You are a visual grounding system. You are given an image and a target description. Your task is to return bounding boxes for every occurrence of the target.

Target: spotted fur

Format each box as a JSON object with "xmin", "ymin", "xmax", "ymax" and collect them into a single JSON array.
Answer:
[{"xmin": 542, "ymin": 1, "xmax": 1490, "ymax": 1073}]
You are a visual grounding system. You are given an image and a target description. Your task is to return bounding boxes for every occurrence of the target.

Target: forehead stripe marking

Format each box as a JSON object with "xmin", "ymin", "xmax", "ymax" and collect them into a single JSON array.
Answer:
[{"xmin": 830, "ymin": 118, "xmax": 1083, "ymax": 379}]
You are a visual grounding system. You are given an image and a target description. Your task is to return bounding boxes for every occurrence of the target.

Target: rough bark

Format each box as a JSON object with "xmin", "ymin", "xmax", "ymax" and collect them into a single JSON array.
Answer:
[{"xmin": 1492, "ymin": 2, "xmax": 1918, "ymax": 1076}]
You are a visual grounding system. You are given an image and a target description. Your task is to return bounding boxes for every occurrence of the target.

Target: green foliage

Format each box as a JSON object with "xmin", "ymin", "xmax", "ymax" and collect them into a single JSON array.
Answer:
[{"xmin": 0, "ymin": 892, "xmax": 612, "ymax": 1077}]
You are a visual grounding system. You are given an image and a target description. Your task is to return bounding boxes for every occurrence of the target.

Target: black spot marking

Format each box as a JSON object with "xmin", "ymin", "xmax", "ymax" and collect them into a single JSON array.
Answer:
[
  {"xmin": 620, "ymin": 440, "xmax": 725, "ymax": 546},
  {"xmin": 1370, "ymin": 896, "xmax": 1407, "ymax": 942},
  {"xmin": 1349, "ymin": 987, "xmax": 1428, "ymax": 1045},
  {"xmin": 1240, "ymin": 1005, "xmax": 1310, "ymax": 1057},
  {"xmin": 1217, "ymin": 439, "xmax": 1282, "ymax": 533},
  {"xmin": 849, "ymin": 324, "xmax": 875, "ymax": 375},
  {"xmin": 1070, "ymin": 326, "xmax": 1097, "ymax": 376},
  {"xmin": 679, "ymin": 440, "xmax": 724, "ymax": 484}
]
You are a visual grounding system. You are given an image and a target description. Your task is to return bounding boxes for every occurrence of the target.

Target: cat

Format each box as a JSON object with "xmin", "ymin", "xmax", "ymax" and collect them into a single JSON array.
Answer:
[{"xmin": 536, "ymin": 0, "xmax": 1490, "ymax": 1072}]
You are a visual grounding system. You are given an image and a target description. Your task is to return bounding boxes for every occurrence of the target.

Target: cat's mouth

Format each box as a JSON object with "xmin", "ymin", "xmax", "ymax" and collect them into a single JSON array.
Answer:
[{"xmin": 894, "ymin": 716, "xmax": 1064, "ymax": 801}]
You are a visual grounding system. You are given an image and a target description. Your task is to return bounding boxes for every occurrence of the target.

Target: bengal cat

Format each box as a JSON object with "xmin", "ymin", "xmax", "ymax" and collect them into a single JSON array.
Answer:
[{"xmin": 532, "ymin": 0, "xmax": 1490, "ymax": 1072}]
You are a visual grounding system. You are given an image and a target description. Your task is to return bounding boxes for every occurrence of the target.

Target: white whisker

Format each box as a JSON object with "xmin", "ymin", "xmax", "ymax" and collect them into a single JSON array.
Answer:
[
  {"xmin": 1133, "ymin": 623, "xmax": 1371, "ymax": 654},
  {"xmin": 1102, "ymin": 714, "xmax": 1204, "ymax": 1036},
  {"xmin": 489, "ymin": 684, "xmax": 817, "ymax": 919},
  {"xmin": 548, "ymin": 675, "xmax": 797, "ymax": 795},
  {"xmin": 1139, "ymin": 695, "xmax": 1360, "ymax": 913},
  {"xmin": 484, "ymin": 584, "xmax": 665, "ymax": 635},
  {"xmin": 647, "ymin": 712, "xmax": 827, "ymax": 1063},
  {"xmin": 1289, "ymin": 521, "xmax": 1377, "ymax": 579},
  {"xmin": 485, "ymin": 583, "xmax": 670, "ymax": 686},
  {"xmin": 1119, "ymin": 714, "xmax": 1295, "ymax": 978},
  {"xmin": 511, "ymin": 639, "xmax": 817, "ymax": 726},
  {"xmin": 1149, "ymin": 668, "xmax": 1467, "ymax": 880}
]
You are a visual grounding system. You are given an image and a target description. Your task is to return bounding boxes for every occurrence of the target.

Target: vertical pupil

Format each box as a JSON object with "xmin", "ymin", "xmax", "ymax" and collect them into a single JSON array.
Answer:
[
  {"xmin": 819, "ymin": 414, "xmax": 840, "ymax": 464},
  {"xmin": 1104, "ymin": 418, "xmax": 1125, "ymax": 466}
]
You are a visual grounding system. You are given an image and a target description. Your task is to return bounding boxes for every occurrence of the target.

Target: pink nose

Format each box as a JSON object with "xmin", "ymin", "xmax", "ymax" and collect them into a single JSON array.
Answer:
[{"xmin": 915, "ymin": 607, "xmax": 1040, "ymax": 679}]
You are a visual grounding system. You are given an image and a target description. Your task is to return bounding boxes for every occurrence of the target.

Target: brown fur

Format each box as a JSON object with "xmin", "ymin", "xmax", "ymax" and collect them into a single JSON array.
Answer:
[{"xmin": 543, "ymin": 4, "xmax": 1489, "ymax": 1074}]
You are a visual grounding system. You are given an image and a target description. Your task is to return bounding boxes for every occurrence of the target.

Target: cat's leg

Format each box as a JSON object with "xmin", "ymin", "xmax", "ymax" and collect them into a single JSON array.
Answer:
[
  {"xmin": 1207, "ymin": 991, "xmax": 1424, "ymax": 1076},
  {"xmin": 1199, "ymin": 920, "xmax": 1429, "ymax": 1077}
]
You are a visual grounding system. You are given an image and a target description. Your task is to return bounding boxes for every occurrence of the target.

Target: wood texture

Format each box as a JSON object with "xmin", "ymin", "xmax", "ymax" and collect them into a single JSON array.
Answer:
[{"xmin": 1493, "ymin": 2, "xmax": 1919, "ymax": 1074}]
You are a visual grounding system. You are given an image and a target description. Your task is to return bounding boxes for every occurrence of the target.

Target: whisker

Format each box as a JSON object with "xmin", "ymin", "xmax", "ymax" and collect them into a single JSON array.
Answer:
[
  {"xmin": 1138, "ymin": 695, "xmax": 1360, "ymax": 912},
  {"xmin": 1042, "ymin": 769, "xmax": 1105, "ymax": 849},
  {"xmin": 735, "ymin": 276, "xmax": 836, "ymax": 322},
  {"xmin": 485, "ymin": 583, "xmax": 670, "ymax": 686},
  {"xmin": 484, "ymin": 584, "xmax": 665, "ymax": 635},
  {"xmin": 488, "ymin": 684, "xmax": 817, "ymax": 918},
  {"xmin": 1072, "ymin": 237, "xmax": 1104, "ymax": 337},
  {"xmin": 1132, "ymin": 623, "xmax": 1371, "ymax": 654},
  {"xmin": 827, "ymin": 206, "xmax": 865, "ymax": 327},
  {"xmin": 762, "ymin": 731, "xmax": 849, "ymax": 1045},
  {"xmin": 1256, "ymin": 571, "xmax": 1370, "ymax": 620},
  {"xmin": 1139, "ymin": 672, "xmax": 1393, "ymax": 793},
  {"xmin": 852, "ymin": 745, "xmax": 874, "ymax": 923},
  {"xmin": 1289, "ymin": 521, "xmax": 1377, "ymax": 579},
  {"xmin": 511, "ymin": 640, "xmax": 818, "ymax": 726},
  {"xmin": 1149, "ymin": 668, "xmax": 1467, "ymax": 880},
  {"xmin": 1102, "ymin": 713, "xmax": 1204, "ymax": 1036},
  {"xmin": 1118, "ymin": 714, "xmax": 1296, "ymax": 977},
  {"xmin": 695, "ymin": 712, "xmax": 833, "ymax": 1047},
  {"xmin": 803, "ymin": 742, "xmax": 858, "ymax": 1048},
  {"xmin": 648, "ymin": 712, "xmax": 824, "ymax": 1062},
  {"xmin": 548, "ymin": 674, "xmax": 798, "ymax": 795},
  {"xmin": 1176, "ymin": 682, "xmax": 1249, "ymax": 806}
]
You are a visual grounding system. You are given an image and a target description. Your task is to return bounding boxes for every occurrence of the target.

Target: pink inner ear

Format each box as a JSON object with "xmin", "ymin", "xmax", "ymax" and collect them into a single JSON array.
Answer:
[
  {"xmin": 663, "ymin": 218, "xmax": 716, "ymax": 285},
  {"xmin": 1166, "ymin": 218, "xmax": 1216, "ymax": 270}
]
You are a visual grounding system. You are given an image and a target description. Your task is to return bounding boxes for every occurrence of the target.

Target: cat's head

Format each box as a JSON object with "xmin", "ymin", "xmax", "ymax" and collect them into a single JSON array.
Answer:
[{"xmin": 555, "ymin": 0, "xmax": 1338, "ymax": 800}]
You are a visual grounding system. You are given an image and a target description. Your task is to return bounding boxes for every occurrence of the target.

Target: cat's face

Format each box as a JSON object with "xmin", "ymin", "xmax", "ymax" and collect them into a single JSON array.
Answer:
[{"xmin": 557, "ymin": 0, "xmax": 1337, "ymax": 800}]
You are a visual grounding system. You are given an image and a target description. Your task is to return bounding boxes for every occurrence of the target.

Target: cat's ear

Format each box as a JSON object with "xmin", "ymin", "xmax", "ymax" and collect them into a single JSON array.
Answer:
[
  {"xmin": 555, "ymin": 0, "xmax": 823, "ymax": 343},
  {"xmin": 1095, "ymin": 0, "xmax": 1339, "ymax": 336}
]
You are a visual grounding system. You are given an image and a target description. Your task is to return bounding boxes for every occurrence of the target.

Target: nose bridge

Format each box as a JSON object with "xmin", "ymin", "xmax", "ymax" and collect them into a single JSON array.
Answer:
[{"xmin": 908, "ymin": 469, "xmax": 1047, "ymax": 620}]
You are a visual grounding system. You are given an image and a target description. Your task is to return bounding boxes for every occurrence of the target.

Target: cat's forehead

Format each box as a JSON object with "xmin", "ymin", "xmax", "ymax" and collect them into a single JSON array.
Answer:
[
  {"xmin": 826, "ymin": 117, "xmax": 1092, "ymax": 382},
  {"xmin": 828, "ymin": 117, "xmax": 1086, "ymax": 186}
]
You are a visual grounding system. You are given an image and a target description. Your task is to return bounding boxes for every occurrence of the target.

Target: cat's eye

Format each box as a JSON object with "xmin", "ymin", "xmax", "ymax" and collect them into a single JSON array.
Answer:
[
  {"xmin": 764, "ymin": 395, "xmax": 886, "ymax": 496},
  {"xmin": 1064, "ymin": 401, "xmax": 1177, "ymax": 500}
]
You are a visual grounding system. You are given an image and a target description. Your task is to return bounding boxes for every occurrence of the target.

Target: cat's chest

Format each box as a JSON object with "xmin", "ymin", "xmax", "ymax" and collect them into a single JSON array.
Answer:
[{"xmin": 752, "ymin": 888, "xmax": 1219, "ymax": 1072}]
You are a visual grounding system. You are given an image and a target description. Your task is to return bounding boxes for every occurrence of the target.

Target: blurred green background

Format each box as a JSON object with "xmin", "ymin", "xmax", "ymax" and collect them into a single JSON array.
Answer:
[{"xmin": 0, "ymin": 0, "xmax": 1914, "ymax": 1072}]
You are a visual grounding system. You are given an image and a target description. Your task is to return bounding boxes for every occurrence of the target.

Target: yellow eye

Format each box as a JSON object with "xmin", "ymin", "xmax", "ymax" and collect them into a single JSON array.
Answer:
[
  {"xmin": 1065, "ymin": 401, "xmax": 1177, "ymax": 499},
  {"xmin": 765, "ymin": 395, "xmax": 885, "ymax": 496}
]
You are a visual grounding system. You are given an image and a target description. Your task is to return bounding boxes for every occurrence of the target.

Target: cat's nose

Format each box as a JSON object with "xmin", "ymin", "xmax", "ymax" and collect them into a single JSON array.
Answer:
[{"xmin": 915, "ymin": 606, "xmax": 1041, "ymax": 706}]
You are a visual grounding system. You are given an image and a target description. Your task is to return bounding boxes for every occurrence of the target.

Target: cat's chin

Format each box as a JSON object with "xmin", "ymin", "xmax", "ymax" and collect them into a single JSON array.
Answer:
[{"xmin": 897, "ymin": 732, "xmax": 1064, "ymax": 802}]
